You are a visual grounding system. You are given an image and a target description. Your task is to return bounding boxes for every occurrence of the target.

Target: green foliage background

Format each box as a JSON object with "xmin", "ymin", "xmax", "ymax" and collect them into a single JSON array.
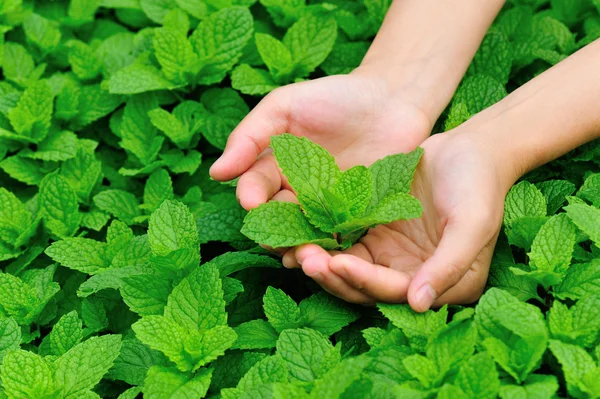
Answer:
[{"xmin": 1, "ymin": 0, "xmax": 600, "ymax": 398}]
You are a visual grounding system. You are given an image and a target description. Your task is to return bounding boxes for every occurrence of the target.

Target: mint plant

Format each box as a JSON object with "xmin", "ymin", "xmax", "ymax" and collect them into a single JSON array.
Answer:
[
  {"xmin": 241, "ymin": 134, "xmax": 423, "ymax": 249},
  {"xmin": 0, "ymin": 0, "xmax": 600, "ymax": 398}
]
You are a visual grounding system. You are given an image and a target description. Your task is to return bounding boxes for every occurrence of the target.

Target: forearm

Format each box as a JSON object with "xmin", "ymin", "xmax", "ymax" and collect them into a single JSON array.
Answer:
[
  {"xmin": 460, "ymin": 39, "xmax": 600, "ymax": 191},
  {"xmin": 356, "ymin": 0, "xmax": 505, "ymax": 126}
]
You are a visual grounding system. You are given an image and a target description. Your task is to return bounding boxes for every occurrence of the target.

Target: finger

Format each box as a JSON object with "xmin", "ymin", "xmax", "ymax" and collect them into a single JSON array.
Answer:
[
  {"xmin": 236, "ymin": 155, "xmax": 284, "ymax": 210},
  {"xmin": 210, "ymin": 88, "xmax": 291, "ymax": 181},
  {"xmin": 329, "ymin": 255, "xmax": 411, "ymax": 302},
  {"xmin": 271, "ymin": 190, "xmax": 297, "ymax": 203},
  {"xmin": 296, "ymin": 245, "xmax": 373, "ymax": 304},
  {"xmin": 407, "ymin": 213, "xmax": 498, "ymax": 313},
  {"xmin": 282, "ymin": 248, "xmax": 299, "ymax": 269}
]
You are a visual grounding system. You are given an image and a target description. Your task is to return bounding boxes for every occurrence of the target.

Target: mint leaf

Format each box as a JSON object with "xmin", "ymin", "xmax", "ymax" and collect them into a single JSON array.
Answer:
[
  {"xmin": 555, "ymin": 259, "xmax": 600, "ymax": 300},
  {"xmin": 271, "ymin": 134, "xmax": 342, "ymax": 231},
  {"xmin": 132, "ymin": 315, "xmax": 190, "ymax": 370},
  {"xmin": 467, "ymin": 30, "xmax": 513, "ymax": 84},
  {"xmin": 504, "ymin": 181, "xmax": 547, "ymax": 227},
  {"xmin": 121, "ymin": 274, "xmax": 171, "ymax": 316},
  {"xmin": 455, "ymin": 353, "xmax": 500, "ymax": 399},
  {"xmin": 263, "ymin": 286, "xmax": 302, "ymax": 333},
  {"xmin": 377, "ymin": 303, "xmax": 447, "ymax": 352},
  {"xmin": 299, "ymin": 292, "xmax": 360, "ymax": 336},
  {"xmin": 549, "ymin": 339, "xmax": 600, "ymax": 398},
  {"xmin": 241, "ymin": 201, "xmax": 338, "ymax": 249},
  {"xmin": 1, "ymin": 350, "xmax": 56, "ymax": 399},
  {"xmin": 232, "ymin": 319, "xmax": 279, "ymax": 350},
  {"xmin": 93, "ymin": 189, "xmax": 141, "ymax": 225},
  {"xmin": 40, "ymin": 172, "xmax": 81, "ymax": 238},
  {"xmin": 54, "ymin": 335, "xmax": 122, "ymax": 399},
  {"xmin": 39, "ymin": 311, "xmax": 82, "ymax": 357},
  {"xmin": 565, "ymin": 203, "xmax": 600, "ymax": 246},
  {"xmin": 231, "ymin": 63, "xmax": 279, "ymax": 95},
  {"xmin": 8, "ymin": 80, "xmax": 54, "ymax": 143},
  {"xmin": 45, "ymin": 237, "xmax": 107, "ymax": 274},
  {"xmin": 548, "ymin": 296, "xmax": 600, "ymax": 348},
  {"xmin": 143, "ymin": 366, "xmax": 212, "ymax": 399},
  {"xmin": 199, "ymin": 88, "xmax": 249, "ymax": 150},
  {"xmin": 255, "ymin": 33, "xmax": 293, "ymax": 81},
  {"xmin": 536, "ymin": 179, "xmax": 576, "ymax": 214},
  {"xmin": 164, "ymin": 262, "xmax": 227, "ymax": 331},
  {"xmin": 148, "ymin": 199, "xmax": 198, "ymax": 257},
  {"xmin": 189, "ymin": 7, "xmax": 254, "ymax": 85},
  {"xmin": 283, "ymin": 14, "xmax": 337, "ymax": 77},
  {"xmin": 276, "ymin": 328, "xmax": 333, "ymax": 382},
  {"xmin": 153, "ymin": 27, "xmax": 197, "ymax": 85}
]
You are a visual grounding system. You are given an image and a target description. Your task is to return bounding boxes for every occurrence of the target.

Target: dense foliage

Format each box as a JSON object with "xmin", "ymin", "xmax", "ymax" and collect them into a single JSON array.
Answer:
[{"xmin": 0, "ymin": 0, "xmax": 600, "ymax": 398}]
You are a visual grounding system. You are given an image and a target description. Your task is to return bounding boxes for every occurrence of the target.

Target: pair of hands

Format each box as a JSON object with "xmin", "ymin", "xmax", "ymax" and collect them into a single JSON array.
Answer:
[{"xmin": 210, "ymin": 72, "xmax": 508, "ymax": 312}]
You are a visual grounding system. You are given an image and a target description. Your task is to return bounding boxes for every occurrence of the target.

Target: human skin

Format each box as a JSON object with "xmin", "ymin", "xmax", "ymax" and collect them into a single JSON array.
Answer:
[{"xmin": 210, "ymin": 0, "xmax": 515, "ymax": 311}]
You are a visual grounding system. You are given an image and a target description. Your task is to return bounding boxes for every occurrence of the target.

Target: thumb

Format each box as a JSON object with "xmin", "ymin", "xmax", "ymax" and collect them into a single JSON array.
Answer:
[
  {"xmin": 210, "ymin": 87, "xmax": 292, "ymax": 181},
  {"xmin": 407, "ymin": 212, "xmax": 497, "ymax": 312}
]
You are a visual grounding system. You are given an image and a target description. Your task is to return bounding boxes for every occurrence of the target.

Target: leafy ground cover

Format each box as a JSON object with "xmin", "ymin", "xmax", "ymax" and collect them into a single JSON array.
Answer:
[{"xmin": 0, "ymin": 0, "xmax": 600, "ymax": 398}]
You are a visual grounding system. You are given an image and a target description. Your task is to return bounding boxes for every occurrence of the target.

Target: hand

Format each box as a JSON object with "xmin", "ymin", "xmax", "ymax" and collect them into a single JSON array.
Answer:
[
  {"xmin": 283, "ymin": 131, "xmax": 509, "ymax": 312},
  {"xmin": 209, "ymin": 71, "xmax": 433, "ymax": 210}
]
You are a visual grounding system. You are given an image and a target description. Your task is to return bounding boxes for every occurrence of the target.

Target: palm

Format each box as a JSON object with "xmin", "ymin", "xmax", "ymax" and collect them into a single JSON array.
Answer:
[
  {"xmin": 355, "ymin": 134, "xmax": 504, "ymax": 305},
  {"xmin": 291, "ymin": 133, "xmax": 506, "ymax": 309},
  {"xmin": 276, "ymin": 74, "xmax": 430, "ymax": 168}
]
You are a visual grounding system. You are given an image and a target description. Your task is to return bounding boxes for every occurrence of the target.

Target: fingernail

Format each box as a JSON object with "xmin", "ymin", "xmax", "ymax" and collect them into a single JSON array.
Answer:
[{"xmin": 415, "ymin": 284, "xmax": 436, "ymax": 311}]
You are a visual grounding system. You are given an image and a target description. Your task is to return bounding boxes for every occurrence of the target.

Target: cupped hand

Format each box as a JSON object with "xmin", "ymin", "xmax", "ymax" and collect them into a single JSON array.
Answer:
[
  {"xmin": 284, "ymin": 131, "xmax": 509, "ymax": 312},
  {"xmin": 209, "ymin": 71, "xmax": 433, "ymax": 210}
]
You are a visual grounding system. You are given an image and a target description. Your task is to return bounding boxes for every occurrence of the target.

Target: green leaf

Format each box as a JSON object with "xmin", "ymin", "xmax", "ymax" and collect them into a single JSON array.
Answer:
[
  {"xmin": 452, "ymin": 74, "xmax": 507, "ymax": 115},
  {"xmin": 60, "ymin": 142, "xmax": 103, "ymax": 204},
  {"xmin": 475, "ymin": 288, "xmax": 548, "ymax": 383},
  {"xmin": 8, "ymin": 80, "xmax": 54, "ymax": 143},
  {"xmin": 565, "ymin": 203, "xmax": 600, "ymax": 247},
  {"xmin": 199, "ymin": 88, "xmax": 249, "ymax": 150},
  {"xmin": 377, "ymin": 303, "xmax": 447, "ymax": 352},
  {"xmin": 271, "ymin": 134, "xmax": 341, "ymax": 231},
  {"xmin": 68, "ymin": 41, "xmax": 101, "ymax": 80},
  {"xmin": 148, "ymin": 107, "xmax": 192, "ymax": 149},
  {"xmin": 153, "ymin": 27, "xmax": 197, "ymax": 84},
  {"xmin": 119, "ymin": 94, "xmax": 164, "ymax": 166},
  {"xmin": 549, "ymin": 339, "xmax": 600, "ymax": 398},
  {"xmin": 54, "ymin": 335, "xmax": 122, "ymax": 399},
  {"xmin": 143, "ymin": 168, "xmax": 174, "ymax": 212},
  {"xmin": 525, "ymin": 214, "xmax": 576, "ymax": 286},
  {"xmin": 45, "ymin": 237, "xmax": 107, "ymax": 274},
  {"xmin": 310, "ymin": 356, "xmax": 371, "ymax": 399},
  {"xmin": 39, "ymin": 311, "xmax": 83, "ymax": 357},
  {"xmin": 427, "ymin": 318, "xmax": 476, "ymax": 379},
  {"xmin": 23, "ymin": 13, "xmax": 61, "ymax": 54},
  {"xmin": 255, "ymin": 33, "xmax": 293, "ymax": 81},
  {"xmin": 548, "ymin": 296, "xmax": 600, "ymax": 348},
  {"xmin": 164, "ymin": 262, "xmax": 227, "ymax": 331},
  {"xmin": 21, "ymin": 130, "xmax": 78, "ymax": 162},
  {"xmin": 283, "ymin": 13, "xmax": 337, "ymax": 77},
  {"xmin": 190, "ymin": 7, "xmax": 254, "ymax": 85},
  {"xmin": 148, "ymin": 199, "xmax": 199, "ymax": 257},
  {"xmin": 321, "ymin": 41, "xmax": 369, "ymax": 75},
  {"xmin": 577, "ymin": 173, "xmax": 600, "ymax": 207},
  {"xmin": 105, "ymin": 62, "xmax": 182, "ymax": 94},
  {"xmin": 263, "ymin": 286, "xmax": 302, "ymax": 333},
  {"xmin": 143, "ymin": 366, "xmax": 212, "ymax": 399},
  {"xmin": 299, "ymin": 292, "xmax": 359, "ymax": 336},
  {"xmin": 93, "ymin": 189, "xmax": 141, "ymax": 225},
  {"xmin": 0, "ymin": 155, "xmax": 49, "ymax": 186},
  {"xmin": 0, "ymin": 317, "xmax": 20, "ymax": 361},
  {"xmin": 132, "ymin": 315, "xmax": 190, "ymax": 371},
  {"xmin": 455, "ymin": 352, "xmax": 500, "ymax": 399},
  {"xmin": 402, "ymin": 354, "xmax": 438, "ymax": 388},
  {"xmin": 121, "ymin": 274, "xmax": 171, "ymax": 316},
  {"xmin": 236, "ymin": 354, "xmax": 289, "ymax": 392},
  {"xmin": 276, "ymin": 328, "xmax": 334, "ymax": 382},
  {"xmin": 232, "ymin": 319, "xmax": 279, "ymax": 349},
  {"xmin": 504, "ymin": 181, "xmax": 547, "ymax": 227},
  {"xmin": 498, "ymin": 374, "xmax": 559, "ymax": 399},
  {"xmin": 242, "ymin": 201, "xmax": 338, "ymax": 248},
  {"xmin": 555, "ymin": 259, "xmax": 600, "ymax": 300},
  {"xmin": 107, "ymin": 338, "xmax": 167, "ymax": 386},
  {"xmin": 39, "ymin": 172, "xmax": 81, "ymax": 238},
  {"xmin": 467, "ymin": 30, "xmax": 513, "ymax": 84},
  {"xmin": 231, "ymin": 63, "xmax": 279, "ymax": 95},
  {"xmin": 183, "ymin": 325, "xmax": 237, "ymax": 370},
  {"xmin": 535, "ymin": 179, "xmax": 576, "ymax": 214},
  {"xmin": 1, "ymin": 350, "xmax": 56, "ymax": 399}
]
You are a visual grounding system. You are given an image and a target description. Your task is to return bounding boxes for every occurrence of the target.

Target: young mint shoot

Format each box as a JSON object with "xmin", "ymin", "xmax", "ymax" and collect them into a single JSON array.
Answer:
[{"xmin": 241, "ymin": 134, "xmax": 424, "ymax": 249}]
